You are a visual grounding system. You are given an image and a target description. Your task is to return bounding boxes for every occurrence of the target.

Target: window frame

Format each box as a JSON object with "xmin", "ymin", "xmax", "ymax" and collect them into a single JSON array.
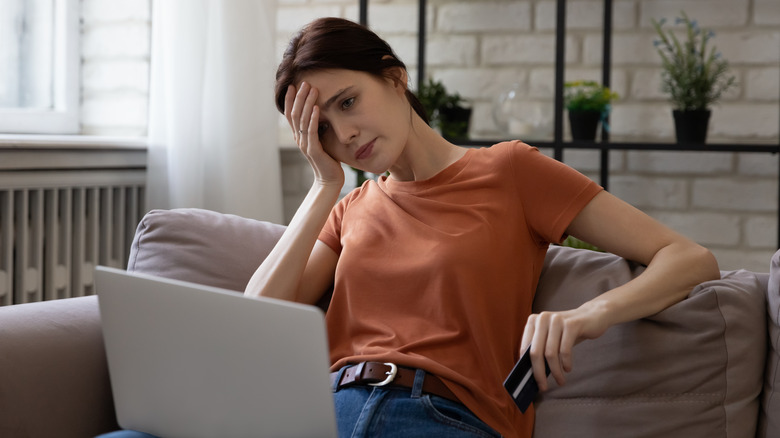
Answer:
[{"xmin": 0, "ymin": 0, "xmax": 80, "ymax": 134}]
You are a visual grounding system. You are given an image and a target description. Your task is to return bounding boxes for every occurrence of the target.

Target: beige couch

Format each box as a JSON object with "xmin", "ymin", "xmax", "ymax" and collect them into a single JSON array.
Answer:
[{"xmin": 1, "ymin": 208, "xmax": 778, "ymax": 437}]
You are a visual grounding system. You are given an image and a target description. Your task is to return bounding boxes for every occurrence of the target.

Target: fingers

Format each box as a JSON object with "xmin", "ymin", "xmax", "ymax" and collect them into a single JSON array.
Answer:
[
  {"xmin": 283, "ymin": 82, "xmax": 344, "ymax": 187},
  {"xmin": 543, "ymin": 314, "xmax": 565, "ymax": 387},
  {"xmin": 307, "ymin": 105, "xmax": 320, "ymax": 154},
  {"xmin": 520, "ymin": 316, "xmax": 534, "ymax": 354},
  {"xmin": 299, "ymin": 86, "xmax": 318, "ymax": 145},
  {"xmin": 522, "ymin": 312, "xmax": 574, "ymax": 391},
  {"xmin": 284, "ymin": 84, "xmax": 296, "ymax": 128},
  {"xmin": 559, "ymin": 325, "xmax": 577, "ymax": 373},
  {"xmin": 285, "ymin": 82, "xmax": 319, "ymax": 151},
  {"xmin": 524, "ymin": 314, "xmax": 554, "ymax": 392}
]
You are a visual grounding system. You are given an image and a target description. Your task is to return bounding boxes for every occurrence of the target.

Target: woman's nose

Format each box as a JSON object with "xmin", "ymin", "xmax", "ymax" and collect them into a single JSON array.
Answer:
[{"xmin": 331, "ymin": 121, "xmax": 357, "ymax": 144}]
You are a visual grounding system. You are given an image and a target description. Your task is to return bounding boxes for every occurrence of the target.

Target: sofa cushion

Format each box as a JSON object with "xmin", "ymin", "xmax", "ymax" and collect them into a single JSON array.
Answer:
[
  {"xmin": 532, "ymin": 245, "xmax": 767, "ymax": 438},
  {"xmin": 761, "ymin": 249, "xmax": 780, "ymax": 437},
  {"xmin": 127, "ymin": 208, "xmax": 286, "ymax": 292}
]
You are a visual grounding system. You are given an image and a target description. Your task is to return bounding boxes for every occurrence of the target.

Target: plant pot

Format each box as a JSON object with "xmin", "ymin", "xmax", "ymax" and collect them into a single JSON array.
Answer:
[
  {"xmin": 439, "ymin": 105, "xmax": 472, "ymax": 140},
  {"xmin": 568, "ymin": 110, "xmax": 602, "ymax": 141},
  {"xmin": 673, "ymin": 109, "xmax": 711, "ymax": 144}
]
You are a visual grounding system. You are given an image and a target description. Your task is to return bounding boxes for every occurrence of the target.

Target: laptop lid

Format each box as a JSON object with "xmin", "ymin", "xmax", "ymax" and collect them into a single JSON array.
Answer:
[{"xmin": 95, "ymin": 266, "xmax": 337, "ymax": 438}]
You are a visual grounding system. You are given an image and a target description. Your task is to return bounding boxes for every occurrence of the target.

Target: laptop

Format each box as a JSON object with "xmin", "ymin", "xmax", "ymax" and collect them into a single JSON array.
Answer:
[{"xmin": 94, "ymin": 266, "xmax": 338, "ymax": 438}]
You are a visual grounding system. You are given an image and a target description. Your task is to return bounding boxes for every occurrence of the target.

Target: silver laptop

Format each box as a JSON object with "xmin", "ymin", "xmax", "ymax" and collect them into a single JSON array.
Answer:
[{"xmin": 95, "ymin": 266, "xmax": 337, "ymax": 438}]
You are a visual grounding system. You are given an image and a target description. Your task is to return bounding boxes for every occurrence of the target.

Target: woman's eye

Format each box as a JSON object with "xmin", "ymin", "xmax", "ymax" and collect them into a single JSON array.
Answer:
[
  {"xmin": 318, "ymin": 122, "xmax": 330, "ymax": 136},
  {"xmin": 341, "ymin": 97, "xmax": 355, "ymax": 110}
]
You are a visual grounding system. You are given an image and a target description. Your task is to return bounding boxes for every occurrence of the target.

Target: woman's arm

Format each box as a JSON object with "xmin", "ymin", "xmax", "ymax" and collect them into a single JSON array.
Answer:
[
  {"xmin": 244, "ymin": 83, "xmax": 343, "ymax": 304},
  {"xmin": 243, "ymin": 182, "xmax": 340, "ymax": 304},
  {"xmin": 521, "ymin": 190, "xmax": 720, "ymax": 390}
]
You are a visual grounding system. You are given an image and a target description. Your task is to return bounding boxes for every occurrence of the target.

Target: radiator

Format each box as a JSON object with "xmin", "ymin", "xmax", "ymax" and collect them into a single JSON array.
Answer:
[{"xmin": 0, "ymin": 184, "xmax": 145, "ymax": 306}]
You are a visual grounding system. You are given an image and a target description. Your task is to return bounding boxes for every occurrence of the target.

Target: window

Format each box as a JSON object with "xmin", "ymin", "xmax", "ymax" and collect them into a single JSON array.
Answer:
[{"xmin": 0, "ymin": 0, "xmax": 79, "ymax": 134}]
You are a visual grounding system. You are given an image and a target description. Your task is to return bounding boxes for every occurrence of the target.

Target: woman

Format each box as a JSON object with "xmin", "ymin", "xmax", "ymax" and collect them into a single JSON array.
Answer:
[
  {"xmin": 246, "ymin": 16, "xmax": 721, "ymax": 437},
  {"xmin": 103, "ymin": 17, "xmax": 719, "ymax": 438}
]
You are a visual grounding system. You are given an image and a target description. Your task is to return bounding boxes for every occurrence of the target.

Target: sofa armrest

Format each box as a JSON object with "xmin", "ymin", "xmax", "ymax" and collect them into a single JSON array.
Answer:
[{"xmin": 0, "ymin": 296, "xmax": 118, "ymax": 438}]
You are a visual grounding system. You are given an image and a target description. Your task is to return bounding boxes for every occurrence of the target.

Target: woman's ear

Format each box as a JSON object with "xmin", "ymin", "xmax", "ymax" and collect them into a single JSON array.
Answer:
[
  {"xmin": 381, "ymin": 55, "xmax": 409, "ymax": 95},
  {"xmin": 385, "ymin": 66, "xmax": 409, "ymax": 95}
]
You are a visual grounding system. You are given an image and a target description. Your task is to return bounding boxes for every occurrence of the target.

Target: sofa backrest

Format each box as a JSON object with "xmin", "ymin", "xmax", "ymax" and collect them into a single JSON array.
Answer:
[{"xmin": 128, "ymin": 208, "xmax": 779, "ymax": 437}]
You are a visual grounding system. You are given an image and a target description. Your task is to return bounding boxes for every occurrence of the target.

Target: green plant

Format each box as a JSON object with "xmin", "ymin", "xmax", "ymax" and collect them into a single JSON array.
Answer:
[
  {"xmin": 651, "ymin": 11, "xmax": 736, "ymax": 111},
  {"xmin": 560, "ymin": 236, "xmax": 603, "ymax": 252},
  {"xmin": 416, "ymin": 78, "xmax": 471, "ymax": 139},
  {"xmin": 564, "ymin": 80, "xmax": 618, "ymax": 113}
]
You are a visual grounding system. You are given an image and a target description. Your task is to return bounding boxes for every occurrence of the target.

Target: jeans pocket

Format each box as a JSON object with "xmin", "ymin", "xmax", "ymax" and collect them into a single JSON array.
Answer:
[{"xmin": 420, "ymin": 395, "xmax": 502, "ymax": 438}]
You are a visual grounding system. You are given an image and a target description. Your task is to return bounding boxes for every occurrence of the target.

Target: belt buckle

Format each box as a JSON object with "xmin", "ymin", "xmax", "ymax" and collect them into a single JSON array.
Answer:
[{"xmin": 368, "ymin": 363, "xmax": 398, "ymax": 386}]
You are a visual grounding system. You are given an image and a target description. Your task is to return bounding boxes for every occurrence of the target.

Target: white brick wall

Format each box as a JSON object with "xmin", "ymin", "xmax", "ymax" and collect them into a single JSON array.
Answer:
[
  {"xmin": 652, "ymin": 212, "xmax": 742, "ymax": 247},
  {"xmin": 80, "ymin": 0, "xmax": 151, "ymax": 136},
  {"xmin": 756, "ymin": 0, "xmax": 780, "ymax": 25},
  {"xmin": 746, "ymin": 68, "xmax": 780, "ymax": 101},
  {"xmin": 639, "ymin": 0, "xmax": 751, "ymax": 27},
  {"xmin": 437, "ymin": 2, "xmax": 532, "ymax": 33},
  {"xmin": 80, "ymin": 0, "xmax": 780, "ymax": 272},
  {"xmin": 693, "ymin": 178, "xmax": 777, "ymax": 213},
  {"xmin": 608, "ymin": 175, "xmax": 689, "ymax": 210},
  {"xmin": 626, "ymin": 151, "xmax": 733, "ymax": 174}
]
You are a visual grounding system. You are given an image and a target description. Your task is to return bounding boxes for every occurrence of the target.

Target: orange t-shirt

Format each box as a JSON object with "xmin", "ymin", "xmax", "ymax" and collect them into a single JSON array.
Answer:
[{"xmin": 318, "ymin": 141, "xmax": 602, "ymax": 437}]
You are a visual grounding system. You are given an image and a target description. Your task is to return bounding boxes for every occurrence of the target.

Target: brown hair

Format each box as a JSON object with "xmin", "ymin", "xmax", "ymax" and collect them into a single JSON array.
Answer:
[{"xmin": 274, "ymin": 17, "xmax": 428, "ymax": 124}]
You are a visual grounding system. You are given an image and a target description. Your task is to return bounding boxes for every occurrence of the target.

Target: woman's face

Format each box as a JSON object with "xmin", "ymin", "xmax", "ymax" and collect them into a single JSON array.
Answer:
[{"xmin": 296, "ymin": 68, "xmax": 412, "ymax": 174}]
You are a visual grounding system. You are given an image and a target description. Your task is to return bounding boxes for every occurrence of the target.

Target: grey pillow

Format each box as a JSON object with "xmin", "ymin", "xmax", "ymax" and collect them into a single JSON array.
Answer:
[
  {"xmin": 127, "ymin": 208, "xmax": 286, "ymax": 292},
  {"xmin": 760, "ymin": 250, "xmax": 780, "ymax": 437},
  {"xmin": 532, "ymin": 245, "xmax": 767, "ymax": 438}
]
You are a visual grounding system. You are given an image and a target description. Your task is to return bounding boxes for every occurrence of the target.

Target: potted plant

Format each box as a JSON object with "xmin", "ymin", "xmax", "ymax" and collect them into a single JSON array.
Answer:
[
  {"xmin": 564, "ymin": 80, "xmax": 618, "ymax": 141},
  {"xmin": 652, "ymin": 12, "xmax": 736, "ymax": 144},
  {"xmin": 416, "ymin": 78, "xmax": 472, "ymax": 141}
]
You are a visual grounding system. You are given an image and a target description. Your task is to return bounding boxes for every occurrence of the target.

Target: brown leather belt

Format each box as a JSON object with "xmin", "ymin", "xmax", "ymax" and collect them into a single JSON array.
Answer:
[{"xmin": 330, "ymin": 362, "xmax": 460, "ymax": 404}]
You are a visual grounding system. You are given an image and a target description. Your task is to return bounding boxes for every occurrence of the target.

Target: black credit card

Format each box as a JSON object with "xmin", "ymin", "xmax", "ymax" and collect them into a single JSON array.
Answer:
[{"xmin": 503, "ymin": 346, "xmax": 551, "ymax": 413}]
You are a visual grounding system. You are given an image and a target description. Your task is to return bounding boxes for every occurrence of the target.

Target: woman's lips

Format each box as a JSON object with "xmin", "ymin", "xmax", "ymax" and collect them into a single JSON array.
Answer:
[{"xmin": 354, "ymin": 139, "xmax": 375, "ymax": 160}]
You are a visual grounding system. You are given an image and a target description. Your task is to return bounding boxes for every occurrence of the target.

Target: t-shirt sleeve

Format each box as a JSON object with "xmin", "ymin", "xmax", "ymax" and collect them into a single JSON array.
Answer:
[
  {"xmin": 317, "ymin": 190, "xmax": 352, "ymax": 256},
  {"xmin": 506, "ymin": 141, "xmax": 603, "ymax": 244}
]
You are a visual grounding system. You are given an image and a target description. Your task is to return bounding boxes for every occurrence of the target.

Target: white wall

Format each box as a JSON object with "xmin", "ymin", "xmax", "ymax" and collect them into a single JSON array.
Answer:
[{"xmin": 81, "ymin": 0, "xmax": 780, "ymax": 271}]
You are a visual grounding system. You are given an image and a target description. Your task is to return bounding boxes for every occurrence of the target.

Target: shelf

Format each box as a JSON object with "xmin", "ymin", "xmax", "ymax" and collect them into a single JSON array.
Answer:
[{"xmin": 360, "ymin": 0, "xmax": 780, "ymax": 247}]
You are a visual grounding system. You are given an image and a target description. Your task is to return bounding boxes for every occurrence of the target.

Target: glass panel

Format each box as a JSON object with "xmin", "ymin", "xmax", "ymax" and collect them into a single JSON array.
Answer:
[{"xmin": 0, "ymin": 0, "xmax": 55, "ymax": 110}]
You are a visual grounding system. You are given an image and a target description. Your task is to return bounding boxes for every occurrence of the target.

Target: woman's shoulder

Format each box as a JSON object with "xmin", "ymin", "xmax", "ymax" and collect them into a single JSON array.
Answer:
[
  {"xmin": 470, "ymin": 140, "xmax": 543, "ymax": 167},
  {"xmin": 337, "ymin": 178, "xmax": 383, "ymax": 207},
  {"xmin": 488, "ymin": 140, "xmax": 538, "ymax": 154}
]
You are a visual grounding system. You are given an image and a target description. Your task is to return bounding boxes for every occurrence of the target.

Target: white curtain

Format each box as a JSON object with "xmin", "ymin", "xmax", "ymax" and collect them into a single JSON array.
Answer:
[{"xmin": 147, "ymin": 0, "xmax": 283, "ymax": 223}]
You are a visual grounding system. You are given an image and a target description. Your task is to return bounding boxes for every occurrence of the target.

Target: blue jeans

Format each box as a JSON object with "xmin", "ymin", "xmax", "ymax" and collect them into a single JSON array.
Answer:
[
  {"xmin": 332, "ymin": 367, "xmax": 500, "ymax": 437},
  {"xmin": 97, "ymin": 368, "xmax": 500, "ymax": 438}
]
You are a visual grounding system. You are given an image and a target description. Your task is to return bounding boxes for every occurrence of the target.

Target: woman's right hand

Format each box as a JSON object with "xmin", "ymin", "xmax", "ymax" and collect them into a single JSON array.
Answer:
[{"xmin": 285, "ymin": 83, "xmax": 345, "ymax": 188}]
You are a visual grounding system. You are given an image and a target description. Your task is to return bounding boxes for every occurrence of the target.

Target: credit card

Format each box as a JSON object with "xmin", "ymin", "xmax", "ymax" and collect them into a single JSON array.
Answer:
[{"xmin": 503, "ymin": 346, "xmax": 551, "ymax": 413}]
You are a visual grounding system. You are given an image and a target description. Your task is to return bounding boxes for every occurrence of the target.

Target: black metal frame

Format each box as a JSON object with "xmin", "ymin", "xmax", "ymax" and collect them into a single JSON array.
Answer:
[{"xmin": 359, "ymin": 0, "xmax": 780, "ymax": 247}]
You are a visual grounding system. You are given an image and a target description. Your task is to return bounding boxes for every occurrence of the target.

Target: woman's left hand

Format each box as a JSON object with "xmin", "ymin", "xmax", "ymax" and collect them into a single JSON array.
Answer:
[{"xmin": 520, "ymin": 303, "xmax": 610, "ymax": 391}]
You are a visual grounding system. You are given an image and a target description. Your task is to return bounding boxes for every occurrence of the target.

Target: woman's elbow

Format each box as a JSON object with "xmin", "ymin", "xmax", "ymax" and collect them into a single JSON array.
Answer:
[{"xmin": 686, "ymin": 242, "xmax": 721, "ymax": 284}]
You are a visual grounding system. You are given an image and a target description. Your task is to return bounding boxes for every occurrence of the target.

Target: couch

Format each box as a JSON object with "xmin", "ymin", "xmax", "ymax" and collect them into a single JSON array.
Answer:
[{"xmin": 1, "ymin": 207, "xmax": 778, "ymax": 437}]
